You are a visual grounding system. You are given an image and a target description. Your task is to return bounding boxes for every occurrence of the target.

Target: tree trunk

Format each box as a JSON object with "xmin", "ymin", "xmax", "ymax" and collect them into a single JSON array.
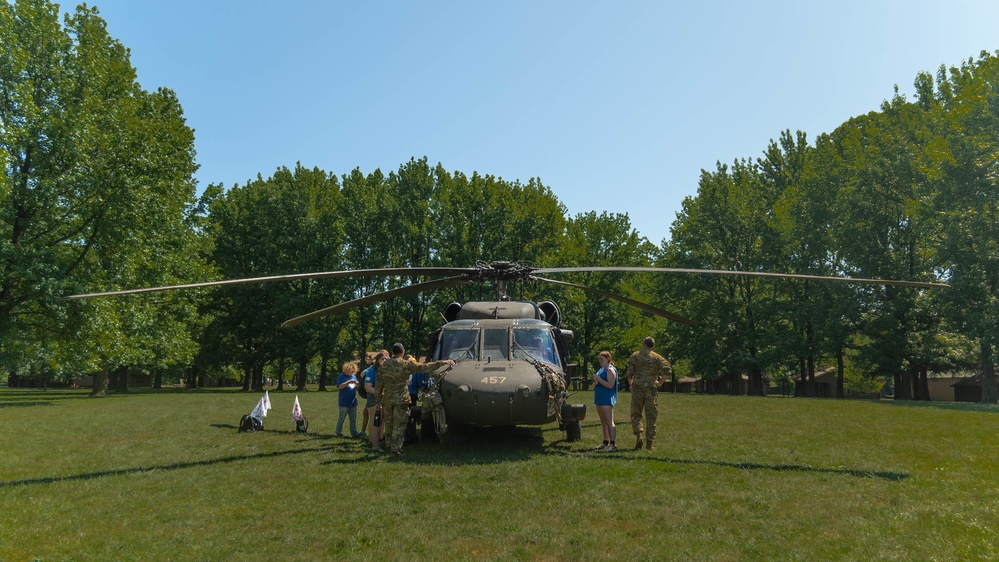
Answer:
[
  {"xmin": 894, "ymin": 370, "xmax": 912, "ymax": 401},
  {"xmin": 918, "ymin": 365, "xmax": 930, "ymax": 401},
  {"xmin": 114, "ymin": 365, "xmax": 129, "ymax": 393},
  {"xmin": 241, "ymin": 364, "xmax": 251, "ymax": 391},
  {"xmin": 909, "ymin": 366, "xmax": 923, "ymax": 400},
  {"xmin": 318, "ymin": 355, "xmax": 329, "ymax": 392},
  {"xmin": 90, "ymin": 363, "xmax": 109, "ymax": 397},
  {"xmin": 836, "ymin": 349, "xmax": 845, "ymax": 399},
  {"xmin": 153, "ymin": 370, "xmax": 163, "ymax": 389},
  {"xmin": 981, "ymin": 340, "xmax": 997, "ymax": 404},
  {"xmin": 749, "ymin": 366, "xmax": 764, "ymax": 396},
  {"xmin": 275, "ymin": 356, "xmax": 286, "ymax": 391},
  {"xmin": 805, "ymin": 353, "xmax": 816, "ymax": 397},
  {"xmin": 252, "ymin": 362, "xmax": 264, "ymax": 392},
  {"xmin": 192, "ymin": 366, "xmax": 201, "ymax": 388},
  {"xmin": 296, "ymin": 356, "xmax": 308, "ymax": 391},
  {"xmin": 794, "ymin": 357, "xmax": 805, "ymax": 397}
]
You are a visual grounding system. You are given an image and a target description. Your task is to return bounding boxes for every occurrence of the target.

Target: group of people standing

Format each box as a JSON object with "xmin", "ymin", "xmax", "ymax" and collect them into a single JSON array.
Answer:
[
  {"xmin": 591, "ymin": 336, "xmax": 672, "ymax": 452},
  {"xmin": 333, "ymin": 336, "xmax": 670, "ymax": 456},
  {"xmin": 334, "ymin": 343, "xmax": 454, "ymax": 457}
]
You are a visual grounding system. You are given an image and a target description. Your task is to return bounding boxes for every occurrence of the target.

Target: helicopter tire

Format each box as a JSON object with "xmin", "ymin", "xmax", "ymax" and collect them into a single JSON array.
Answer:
[
  {"xmin": 418, "ymin": 407, "xmax": 438, "ymax": 444},
  {"xmin": 565, "ymin": 419, "xmax": 582, "ymax": 442}
]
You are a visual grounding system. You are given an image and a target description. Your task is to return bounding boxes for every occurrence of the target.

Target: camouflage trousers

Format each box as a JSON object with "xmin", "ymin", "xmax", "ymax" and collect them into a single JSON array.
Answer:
[
  {"xmin": 383, "ymin": 402, "xmax": 410, "ymax": 453},
  {"xmin": 630, "ymin": 385, "xmax": 659, "ymax": 442}
]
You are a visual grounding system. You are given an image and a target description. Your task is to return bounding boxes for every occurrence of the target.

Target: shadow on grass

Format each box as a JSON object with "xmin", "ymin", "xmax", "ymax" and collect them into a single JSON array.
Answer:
[
  {"xmin": 881, "ymin": 400, "xmax": 999, "ymax": 414},
  {"xmin": 0, "ymin": 422, "xmax": 370, "ymax": 488},
  {"xmin": 367, "ymin": 426, "xmax": 548, "ymax": 466},
  {"xmin": 210, "ymin": 423, "xmax": 366, "ymax": 441},
  {"xmin": 0, "ymin": 401, "xmax": 59, "ymax": 408},
  {"xmin": 0, "ymin": 389, "xmax": 99, "ymax": 406},
  {"xmin": 314, "ymin": 425, "xmax": 908, "ymax": 480},
  {"xmin": 542, "ymin": 448, "xmax": 910, "ymax": 481},
  {"xmin": 0, "ymin": 442, "xmax": 355, "ymax": 489}
]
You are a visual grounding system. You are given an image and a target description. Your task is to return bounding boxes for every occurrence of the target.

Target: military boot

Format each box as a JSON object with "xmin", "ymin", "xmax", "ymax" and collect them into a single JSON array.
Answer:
[
  {"xmin": 634, "ymin": 436, "xmax": 643, "ymax": 450},
  {"xmin": 645, "ymin": 439, "xmax": 654, "ymax": 450}
]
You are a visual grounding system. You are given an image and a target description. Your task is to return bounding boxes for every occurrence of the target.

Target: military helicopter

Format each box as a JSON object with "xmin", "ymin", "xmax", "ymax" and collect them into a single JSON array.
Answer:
[{"xmin": 67, "ymin": 260, "xmax": 947, "ymax": 442}]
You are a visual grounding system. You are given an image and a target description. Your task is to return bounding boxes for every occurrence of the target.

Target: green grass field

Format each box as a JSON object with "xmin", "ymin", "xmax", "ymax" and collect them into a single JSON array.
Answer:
[{"xmin": 1, "ymin": 387, "xmax": 996, "ymax": 561}]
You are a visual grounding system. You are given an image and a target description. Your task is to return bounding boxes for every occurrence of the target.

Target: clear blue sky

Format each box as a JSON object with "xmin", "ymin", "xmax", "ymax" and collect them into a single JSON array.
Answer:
[{"xmin": 82, "ymin": 0, "xmax": 998, "ymax": 245}]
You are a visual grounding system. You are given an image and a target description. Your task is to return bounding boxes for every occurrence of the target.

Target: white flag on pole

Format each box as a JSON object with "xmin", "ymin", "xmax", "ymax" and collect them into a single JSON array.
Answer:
[
  {"xmin": 251, "ymin": 397, "xmax": 267, "ymax": 421},
  {"xmin": 292, "ymin": 395, "xmax": 304, "ymax": 422},
  {"xmin": 263, "ymin": 391, "xmax": 272, "ymax": 414}
]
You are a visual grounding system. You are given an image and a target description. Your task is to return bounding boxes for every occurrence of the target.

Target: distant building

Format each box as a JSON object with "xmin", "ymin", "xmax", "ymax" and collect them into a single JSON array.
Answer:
[
  {"xmin": 952, "ymin": 374, "xmax": 999, "ymax": 403},
  {"xmin": 705, "ymin": 372, "xmax": 751, "ymax": 395}
]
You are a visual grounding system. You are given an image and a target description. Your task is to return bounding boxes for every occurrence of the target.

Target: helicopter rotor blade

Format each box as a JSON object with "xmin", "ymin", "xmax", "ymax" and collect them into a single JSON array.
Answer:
[
  {"xmin": 533, "ymin": 267, "xmax": 949, "ymax": 289},
  {"xmin": 281, "ymin": 276, "xmax": 472, "ymax": 328},
  {"xmin": 64, "ymin": 267, "xmax": 477, "ymax": 300},
  {"xmin": 533, "ymin": 276, "xmax": 697, "ymax": 326}
]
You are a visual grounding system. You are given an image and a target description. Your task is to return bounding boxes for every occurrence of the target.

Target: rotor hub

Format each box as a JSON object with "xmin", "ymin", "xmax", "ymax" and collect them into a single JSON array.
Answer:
[{"xmin": 469, "ymin": 261, "xmax": 537, "ymax": 283}]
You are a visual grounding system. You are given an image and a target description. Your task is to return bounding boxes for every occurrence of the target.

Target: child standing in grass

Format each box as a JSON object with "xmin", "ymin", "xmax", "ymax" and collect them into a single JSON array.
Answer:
[
  {"xmin": 593, "ymin": 350, "xmax": 618, "ymax": 452},
  {"xmin": 335, "ymin": 363, "xmax": 361, "ymax": 437}
]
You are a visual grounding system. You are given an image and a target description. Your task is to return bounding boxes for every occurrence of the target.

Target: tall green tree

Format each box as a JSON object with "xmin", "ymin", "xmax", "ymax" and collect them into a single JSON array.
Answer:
[
  {"xmin": 338, "ymin": 167, "xmax": 392, "ymax": 366},
  {"xmin": 927, "ymin": 51, "xmax": 999, "ymax": 403},
  {"xmin": 764, "ymin": 130, "xmax": 866, "ymax": 397},
  {"xmin": 558, "ymin": 211, "xmax": 651, "ymax": 372},
  {"xmin": 269, "ymin": 164, "xmax": 345, "ymax": 391},
  {"xmin": 663, "ymin": 158, "xmax": 785, "ymax": 394},
  {"xmin": 0, "ymin": 1, "xmax": 202, "ymax": 390},
  {"xmin": 826, "ymin": 99, "xmax": 940, "ymax": 400},
  {"xmin": 205, "ymin": 175, "xmax": 289, "ymax": 391}
]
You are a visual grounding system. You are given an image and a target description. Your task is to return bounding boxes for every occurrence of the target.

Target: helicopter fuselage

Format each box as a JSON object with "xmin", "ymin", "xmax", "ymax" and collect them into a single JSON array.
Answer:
[
  {"xmin": 433, "ymin": 319, "xmax": 561, "ymax": 426},
  {"xmin": 425, "ymin": 302, "xmax": 578, "ymax": 429}
]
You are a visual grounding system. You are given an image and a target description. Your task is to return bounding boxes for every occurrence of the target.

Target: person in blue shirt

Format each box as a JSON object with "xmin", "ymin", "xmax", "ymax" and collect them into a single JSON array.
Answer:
[
  {"xmin": 335, "ymin": 362, "xmax": 361, "ymax": 437},
  {"xmin": 362, "ymin": 350, "xmax": 388, "ymax": 451},
  {"xmin": 592, "ymin": 350, "xmax": 619, "ymax": 452},
  {"xmin": 408, "ymin": 371, "xmax": 427, "ymax": 406}
]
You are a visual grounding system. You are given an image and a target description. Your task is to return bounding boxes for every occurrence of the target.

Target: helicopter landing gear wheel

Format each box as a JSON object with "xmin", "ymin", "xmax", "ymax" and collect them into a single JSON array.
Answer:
[
  {"xmin": 560, "ymin": 403, "xmax": 586, "ymax": 442},
  {"xmin": 419, "ymin": 408, "xmax": 438, "ymax": 444},
  {"xmin": 565, "ymin": 419, "xmax": 582, "ymax": 442}
]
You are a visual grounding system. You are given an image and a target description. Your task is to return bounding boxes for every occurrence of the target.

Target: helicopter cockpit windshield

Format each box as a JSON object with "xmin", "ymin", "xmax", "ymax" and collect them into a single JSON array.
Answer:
[
  {"xmin": 438, "ymin": 328, "xmax": 479, "ymax": 361},
  {"xmin": 435, "ymin": 322, "xmax": 561, "ymax": 366},
  {"xmin": 513, "ymin": 328, "xmax": 558, "ymax": 366},
  {"xmin": 482, "ymin": 328, "xmax": 509, "ymax": 361}
]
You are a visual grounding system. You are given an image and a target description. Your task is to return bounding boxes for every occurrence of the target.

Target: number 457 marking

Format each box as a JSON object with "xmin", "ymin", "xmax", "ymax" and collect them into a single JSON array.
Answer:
[{"xmin": 480, "ymin": 376, "xmax": 507, "ymax": 384}]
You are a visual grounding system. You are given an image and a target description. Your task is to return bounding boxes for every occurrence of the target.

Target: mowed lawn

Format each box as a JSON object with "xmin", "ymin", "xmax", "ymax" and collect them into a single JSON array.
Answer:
[{"xmin": 1, "ymin": 386, "xmax": 996, "ymax": 561}]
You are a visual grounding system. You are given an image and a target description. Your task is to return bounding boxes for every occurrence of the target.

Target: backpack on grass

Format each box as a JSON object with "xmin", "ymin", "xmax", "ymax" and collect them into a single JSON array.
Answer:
[{"xmin": 239, "ymin": 414, "xmax": 263, "ymax": 433}]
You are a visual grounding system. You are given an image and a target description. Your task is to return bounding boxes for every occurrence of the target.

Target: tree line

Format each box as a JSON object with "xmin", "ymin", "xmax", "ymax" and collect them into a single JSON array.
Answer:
[{"xmin": 2, "ymin": 1, "xmax": 997, "ymax": 402}]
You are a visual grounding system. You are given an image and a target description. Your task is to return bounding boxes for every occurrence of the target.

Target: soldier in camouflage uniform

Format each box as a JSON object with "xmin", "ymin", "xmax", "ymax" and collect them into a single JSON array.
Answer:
[
  {"xmin": 625, "ymin": 336, "xmax": 672, "ymax": 450},
  {"xmin": 374, "ymin": 343, "xmax": 454, "ymax": 456}
]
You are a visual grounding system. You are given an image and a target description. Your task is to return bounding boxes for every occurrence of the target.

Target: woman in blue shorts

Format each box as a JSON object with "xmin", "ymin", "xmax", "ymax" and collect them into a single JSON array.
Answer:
[{"xmin": 592, "ymin": 350, "xmax": 619, "ymax": 452}]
